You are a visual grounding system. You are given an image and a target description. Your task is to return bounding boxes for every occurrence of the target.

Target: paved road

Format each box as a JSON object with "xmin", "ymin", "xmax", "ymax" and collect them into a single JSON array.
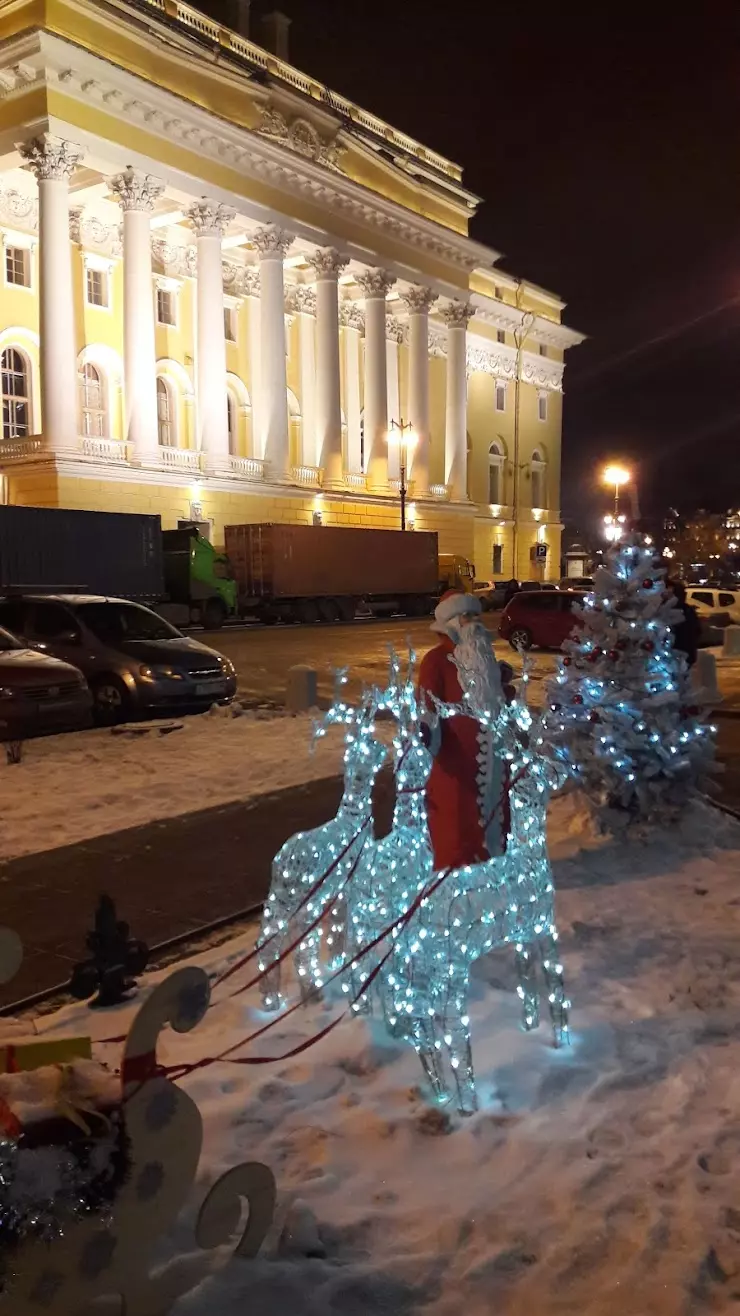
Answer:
[{"xmin": 198, "ymin": 613, "xmax": 554, "ymax": 704}]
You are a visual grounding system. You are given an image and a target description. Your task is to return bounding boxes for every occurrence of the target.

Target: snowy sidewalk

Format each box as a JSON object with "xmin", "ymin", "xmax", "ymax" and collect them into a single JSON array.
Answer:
[
  {"xmin": 25, "ymin": 793, "xmax": 740, "ymax": 1316},
  {"xmin": 1, "ymin": 771, "xmax": 398, "ymax": 1009}
]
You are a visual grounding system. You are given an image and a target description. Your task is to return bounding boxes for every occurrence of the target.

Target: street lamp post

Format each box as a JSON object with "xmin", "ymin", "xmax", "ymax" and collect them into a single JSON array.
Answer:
[
  {"xmin": 602, "ymin": 464, "xmax": 631, "ymax": 520},
  {"xmin": 388, "ymin": 418, "xmax": 417, "ymax": 531}
]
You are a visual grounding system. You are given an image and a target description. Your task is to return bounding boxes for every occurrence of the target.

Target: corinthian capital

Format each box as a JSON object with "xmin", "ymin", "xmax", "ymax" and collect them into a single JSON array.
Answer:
[
  {"xmin": 109, "ymin": 166, "xmax": 165, "ymax": 212},
  {"xmin": 252, "ymin": 224, "xmax": 293, "ymax": 259},
  {"xmin": 440, "ymin": 299, "xmax": 473, "ymax": 329},
  {"xmin": 286, "ymin": 285, "xmax": 316, "ymax": 315},
  {"xmin": 401, "ymin": 285, "xmax": 437, "ymax": 315},
  {"xmin": 308, "ymin": 247, "xmax": 349, "ymax": 280},
  {"xmin": 385, "ymin": 315, "xmax": 404, "ymax": 343},
  {"xmin": 356, "ymin": 268, "xmax": 396, "ymax": 299},
  {"xmin": 19, "ymin": 134, "xmax": 83, "ymax": 181},
  {"xmin": 340, "ymin": 300, "xmax": 365, "ymax": 332},
  {"xmin": 187, "ymin": 198, "xmax": 236, "ymax": 238}
]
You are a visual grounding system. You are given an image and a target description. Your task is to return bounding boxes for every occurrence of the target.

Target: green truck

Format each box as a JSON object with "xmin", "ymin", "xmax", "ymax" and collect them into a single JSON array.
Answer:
[{"xmin": 161, "ymin": 526, "xmax": 237, "ymax": 628}]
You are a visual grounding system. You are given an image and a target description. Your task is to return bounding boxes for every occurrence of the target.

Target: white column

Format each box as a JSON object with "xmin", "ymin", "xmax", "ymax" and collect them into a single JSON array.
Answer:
[
  {"xmin": 293, "ymin": 286, "xmax": 317, "ymax": 467},
  {"xmin": 441, "ymin": 300, "xmax": 472, "ymax": 502},
  {"xmin": 109, "ymin": 167, "xmax": 164, "ymax": 462},
  {"xmin": 19, "ymin": 136, "xmax": 83, "ymax": 453},
  {"xmin": 401, "ymin": 286, "xmax": 437, "ymax": 495},
  {"xmin": 187, "ymin": 199, "xmax": 235, "ymax": 470},
  {"xmin": 386, "ymin": 316, "xmax": 402, "ymax": 481},
  {"xmin": 357, "ymin": 269, "xmax": 395, "ymax": 490},
  {"xmin": 309, "ymin": 247, "xmax": 348, "ymax": 487},
  {"xmin": 252, "ymin": 225, "xmax": 292, "ymax": 478},
  {"xmin": 341, "ymin": 301, "xmax": 363, "ymax": 473},
  {"xmin": 244, "ymin": 269, "xmax": 262, "ymax": 459}
]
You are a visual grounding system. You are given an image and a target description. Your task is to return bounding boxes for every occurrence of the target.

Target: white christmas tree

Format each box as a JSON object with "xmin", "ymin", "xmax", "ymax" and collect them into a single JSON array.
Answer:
[{"xmin": 545, "ymin": 537, "xmax": 715, "ymax": 821}]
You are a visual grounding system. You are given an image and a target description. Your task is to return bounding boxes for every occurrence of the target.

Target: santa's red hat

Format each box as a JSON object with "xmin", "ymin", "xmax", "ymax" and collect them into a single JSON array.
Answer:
[{"xmin": 431, "ymin": 588, "xmax": 481, "ymax": 634}]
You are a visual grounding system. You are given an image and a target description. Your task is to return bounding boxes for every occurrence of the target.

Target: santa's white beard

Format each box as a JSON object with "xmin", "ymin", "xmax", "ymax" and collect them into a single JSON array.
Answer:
[{"xmin": 451, "ymin": 621, "xmax": 504, "ymax": 720}]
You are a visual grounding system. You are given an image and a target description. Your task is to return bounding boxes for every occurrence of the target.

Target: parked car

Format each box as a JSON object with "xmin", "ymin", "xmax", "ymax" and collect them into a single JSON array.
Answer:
[
  {"xmin": 499, "ymin": 590, "xmax": 587, "ymax": 651},
  {"xmin": 518, "ymin": 581, "xmax": 559, "ymax": 593},
  {"xmin": 684, "ymin": 587, "xmax": 740, "ymax": 626},
  {"xmin": 0, "ymin": 595, "xmax": 237, "ymax": 724},
  {"xmin": 559, "ymin": 575, "xmax": 594, "ymax": 591},
  {"xmin": 472, "ymin": 580, "xmax": 507, "ymax": 611},
  {"xmin": 0, "ymin": 624, "xmax": 92, "ymax": 738}
]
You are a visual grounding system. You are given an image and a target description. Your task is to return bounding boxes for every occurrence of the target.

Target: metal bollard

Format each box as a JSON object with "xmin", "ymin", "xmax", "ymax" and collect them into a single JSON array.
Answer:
[
  {"xmin": 286, "ymin": 664, "xmax": 318, "ymax": 712},
  {"xmin": 694, "ymin": 648, "xmax": 719, "ymax": 701},
  {"xmin": 723, "ymin": 626, "xmax": 740, "ymax": 658}
]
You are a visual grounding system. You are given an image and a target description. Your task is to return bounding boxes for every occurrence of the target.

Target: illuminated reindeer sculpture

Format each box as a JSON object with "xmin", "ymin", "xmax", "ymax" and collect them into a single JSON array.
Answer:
[
  {"xmin": 257, "ymin": 672, "xmax": 387, "ymax": 1009},
  {"xmin": 375, "ymin": 655, "xmax": 570, "ymax": 1114}
]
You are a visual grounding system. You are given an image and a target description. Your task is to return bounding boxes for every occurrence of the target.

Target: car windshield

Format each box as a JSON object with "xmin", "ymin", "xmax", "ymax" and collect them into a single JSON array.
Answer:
[
  {"xmin": 0, "ymin": 626, "xmax": 22, "ymax": 652},
  {"xmin": 76, "ymin": 602, "xmax": 182, "ymax": 644}
]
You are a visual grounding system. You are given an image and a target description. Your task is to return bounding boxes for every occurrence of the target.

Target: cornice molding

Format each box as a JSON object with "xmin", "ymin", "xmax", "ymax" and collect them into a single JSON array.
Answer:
[
  {"xmin": 4, "ymin": 31, "xmax": 495, "ymax": 277},
  {"xmin": 465, "ymin": 335, "xmax": 565, "ymax": 391},
  {"xmin": 469, "ymin": 293, "xmax": 585, "ymax": 351}
]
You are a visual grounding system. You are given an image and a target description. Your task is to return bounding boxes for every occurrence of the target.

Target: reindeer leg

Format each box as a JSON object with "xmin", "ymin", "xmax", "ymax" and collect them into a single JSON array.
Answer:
[
  {"xmin": 538, "ymin": 930, "xmax": 570, "ymax": 1047},
  {"xmin": 440, "ymin": 968, "xmax": 478, "ymax": 1116},
  {"xmin": 515, "ymin": 941, "xmax": 541, "ymax": 1032}
]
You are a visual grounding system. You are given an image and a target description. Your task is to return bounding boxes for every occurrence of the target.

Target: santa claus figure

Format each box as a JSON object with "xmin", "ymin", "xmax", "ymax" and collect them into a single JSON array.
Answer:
[{"xmin": 418, "ymin": 589, "xmax": 514, "ymax": 871}]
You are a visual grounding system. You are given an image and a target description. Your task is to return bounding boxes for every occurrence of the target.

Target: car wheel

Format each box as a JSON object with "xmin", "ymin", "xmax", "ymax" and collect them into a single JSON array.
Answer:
[
  {"xmin": 297, "ymin": 599, "xmax": 320, "ymax": 625},
  {"xmin": 202, "ymin": 597, "xmax": 227, "ymax": 630},
  {"xmin": 508, "ymin": 626, "xmax": 532, "ymax": 652},
  {"xmin": 91, "ymin": 675, "xmax": 130, "ymax": 726}
]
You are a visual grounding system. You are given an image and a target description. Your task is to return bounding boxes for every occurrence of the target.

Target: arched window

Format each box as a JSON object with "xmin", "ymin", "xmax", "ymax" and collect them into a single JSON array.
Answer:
[
  {"xmin": 157, "ymin": 377, "xmax": 176, "ymax": 448},
  {"xmin": 531, "ymin": 448, "xmax": 546, "ymax": 509},
  {"xmin": 78, "ymin": 362, "xmax": 107, "ymax": 438},
  {"xmin": 488, "ymin": 442, "xmax": 504, "ymax": 505},
  {"xmin": 1, "ymin": 348, "xmax": 30, "ymax": 440},
  {"xmin": 227, "ymin": 389, "xmax": 238, "ymax": 455}
]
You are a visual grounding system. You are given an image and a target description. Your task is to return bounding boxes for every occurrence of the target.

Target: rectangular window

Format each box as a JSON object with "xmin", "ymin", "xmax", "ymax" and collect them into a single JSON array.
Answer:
[
  {"xmin": 156, "ymin": 287, "xmax": 176, "ymax": 327},
  {"xmin": 85, "ymin": 266, "xmax": 109, "ymax": 309},
  {"xmin": 495, "ymin": 382, "xmax": 506, "ymax": 412},
  {"xmin": 492, "ymin": 544, "xmax": 503, "ymax": 575},
  {"xmin": 539, "ymin": 343, "xmax": 548, "ymax": 357},
  {"xmin": 224, "ymin": 305, "xmax": 237, "ymax": 342},
  {"xmin": 5, "ymin": 246, "xmax": 30, "ymax": 288},
  {"xmin": 538, "ymin": 392, "xmax": 548, "ymax": 422},
  {"xmin": 496, "ymin": 329, "xmax": 506, "ymax": 344},
  {"xmin": 494, "ymin": 285, "xmax": 504, "ymax": 299}
]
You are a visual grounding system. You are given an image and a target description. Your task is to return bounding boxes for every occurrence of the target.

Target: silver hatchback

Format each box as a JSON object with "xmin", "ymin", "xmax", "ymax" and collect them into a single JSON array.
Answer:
[{"xmin": 0, "ymin": 595, "xmax": 237, "ymax": 723}]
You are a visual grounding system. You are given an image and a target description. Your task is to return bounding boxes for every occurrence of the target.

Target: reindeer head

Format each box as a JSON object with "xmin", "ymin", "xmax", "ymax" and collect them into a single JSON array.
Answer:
[{"xmin": 339, "ymin": 684, "xmax": 388, "ymax": 814}]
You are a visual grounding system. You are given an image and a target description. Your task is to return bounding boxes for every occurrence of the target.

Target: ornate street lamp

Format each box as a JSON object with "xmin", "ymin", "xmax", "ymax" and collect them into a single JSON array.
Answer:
[{"xmin": 388, "ymin": 419, "xmax": 417, "ymax": 531}]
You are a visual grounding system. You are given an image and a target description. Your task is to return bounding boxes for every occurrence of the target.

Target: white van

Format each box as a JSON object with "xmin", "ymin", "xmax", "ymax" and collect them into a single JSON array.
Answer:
[{"xmin": 685, "ymin": 587, "xmax": 740, "ymax": 624}]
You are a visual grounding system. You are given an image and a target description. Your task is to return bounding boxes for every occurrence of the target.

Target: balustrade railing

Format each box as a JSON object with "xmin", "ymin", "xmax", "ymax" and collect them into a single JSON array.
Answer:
[
  {"xmin": 158, "ymin": 446, "xmax": 201, "ymax": 471},
  {"xmin": 292, "ymin": 464, "xmax": 323, "ymax": 487},
  {"xmin": 80, "ymin": 437, "xmax": 127, "ymax": 462},
  {"xmin": 229, "ymin": 455, "xmax": 265, "ymax": 480}
]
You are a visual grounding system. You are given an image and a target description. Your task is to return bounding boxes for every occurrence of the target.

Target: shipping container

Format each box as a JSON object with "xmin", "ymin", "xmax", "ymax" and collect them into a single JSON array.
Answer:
[
  {"xmin": 224, "ymin": 523, "xmax": 439, "ymax": 622},
  {"xmin": 0, "ymin": 506, "xmax": 164, "ymax": 598}
]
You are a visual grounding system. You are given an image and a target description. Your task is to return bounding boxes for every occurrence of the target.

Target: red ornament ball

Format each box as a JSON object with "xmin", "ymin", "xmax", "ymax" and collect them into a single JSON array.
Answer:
[
  {"xmin": 572, "ymin": 695, "xmax": 583, "ymax": 705},
  {"xmin": 608, "ymin": 649, "xmax": 620, "ymax": 661},
  {"xmin": 563, "ymin": 656, "xmax": 572, "ymax": 667},
  {"xmin": 643, "ymin": 578, "xmax": 654, "ymax": 589},
  {"xmin": 589, "ymin": 711, "xmax": 600, "ymax": 723},
  {"xmin": 642, "ymin": 640, "xmax": 655, "ymax": 652},
  {"xmin": 588, "ymin": 651, "xmax": 600, "ymax": 663}
]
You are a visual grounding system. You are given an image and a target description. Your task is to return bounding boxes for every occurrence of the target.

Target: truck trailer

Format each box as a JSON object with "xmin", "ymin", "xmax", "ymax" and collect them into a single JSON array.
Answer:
[
  {"xmin": 225, "ymin": 523, "xmax": 440, "ymax": 623},
  {"xmin": 0, "ymin": 506, "xmax": 236, "ymax": 627}
]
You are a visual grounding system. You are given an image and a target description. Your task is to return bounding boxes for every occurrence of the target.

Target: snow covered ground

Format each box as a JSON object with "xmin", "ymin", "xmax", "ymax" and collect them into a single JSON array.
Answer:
[
  {"xmin": 0, "ymin": 709, "xmax": 346, "ymax": 860},
  {"xmin": 24, "ymin": 792, "xmax": 740, "ymax": 1315}
]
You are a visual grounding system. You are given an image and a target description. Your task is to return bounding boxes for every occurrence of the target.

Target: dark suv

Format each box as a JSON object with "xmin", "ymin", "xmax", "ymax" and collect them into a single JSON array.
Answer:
[{"xmin": 0, "ymin": 595, "xmax": 237, "ymax": 723}]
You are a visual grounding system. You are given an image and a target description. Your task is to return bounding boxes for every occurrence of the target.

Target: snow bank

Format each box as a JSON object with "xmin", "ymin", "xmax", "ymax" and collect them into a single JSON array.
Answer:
[
  {"xmin": 0, "ymin": 711, "xmax": 343, "ymax": 860},
  {"xmin": 27, "ymin": 794, "xmax": 740, "ymax": 1315}
]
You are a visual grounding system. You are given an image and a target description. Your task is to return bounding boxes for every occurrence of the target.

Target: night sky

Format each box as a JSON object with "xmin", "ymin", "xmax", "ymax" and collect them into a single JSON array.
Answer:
[{"xmin": 212, "ymin": 0, "xmax": 740, "ymax": 527}]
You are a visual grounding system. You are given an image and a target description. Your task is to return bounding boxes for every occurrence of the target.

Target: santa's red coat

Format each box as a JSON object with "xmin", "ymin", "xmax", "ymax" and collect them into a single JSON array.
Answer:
[{"xmin": 418, "ymin": 636, "xmax": 509, "ymax": 871}]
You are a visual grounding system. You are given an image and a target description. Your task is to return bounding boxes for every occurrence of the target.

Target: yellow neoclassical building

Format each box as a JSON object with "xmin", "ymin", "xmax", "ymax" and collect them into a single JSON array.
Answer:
[{"xmin": 0, "ymin": 0, "xmax": 583, "ymax": 581}]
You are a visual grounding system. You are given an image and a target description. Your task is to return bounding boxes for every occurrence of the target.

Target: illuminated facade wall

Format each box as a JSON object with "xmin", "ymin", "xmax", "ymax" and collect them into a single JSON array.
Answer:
[{"xmin": 0, "ymin": 0, "xmax": 583, "ymax": 580}]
